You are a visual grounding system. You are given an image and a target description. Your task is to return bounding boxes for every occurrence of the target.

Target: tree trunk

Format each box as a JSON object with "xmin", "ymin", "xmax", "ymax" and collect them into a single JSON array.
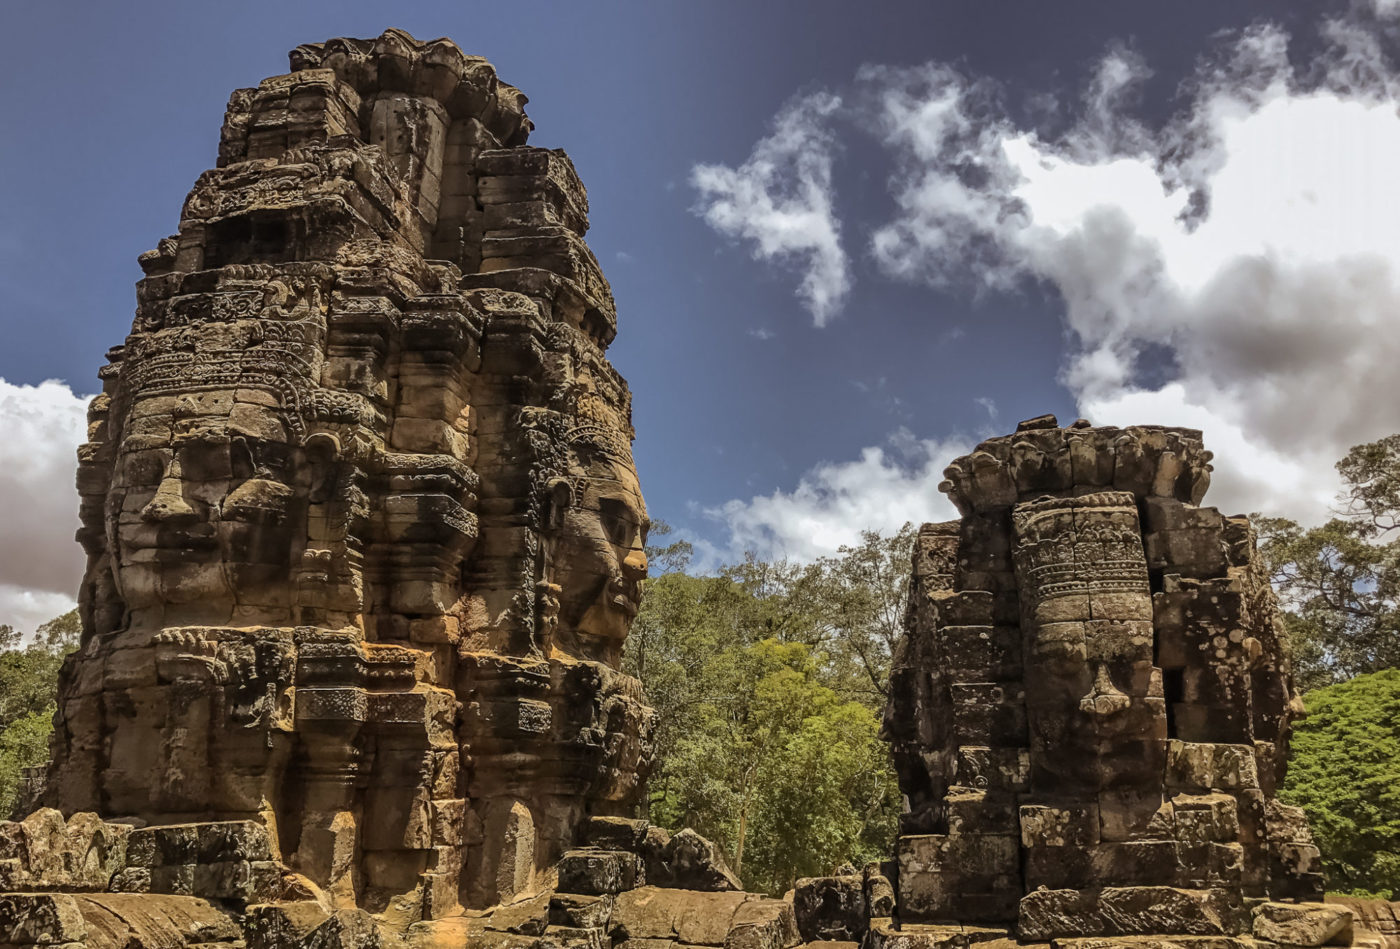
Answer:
[{"xmin": 734, "ymin": 803, "xmax": 748, "ymax": 879}]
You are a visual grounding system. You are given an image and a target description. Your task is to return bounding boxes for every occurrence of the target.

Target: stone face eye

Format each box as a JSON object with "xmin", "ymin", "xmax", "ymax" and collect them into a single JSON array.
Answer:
[
  {"xmin": 221, "ymin": 477, "xmax": 293, "ymax": 524},
  {"xmin": 124, "ymin": 451, "xmax": 167, "ymax": 486},
  {"xmin": 229, "ymin": 435, "xmax": 293, "ymax": 486},
  {"xmin": 598, "ymin": 498, "xmax": 638, "ymax": 548},
  {"xmin": 177, "ymin": 439, "xmax": 233, "ymax": 482}
]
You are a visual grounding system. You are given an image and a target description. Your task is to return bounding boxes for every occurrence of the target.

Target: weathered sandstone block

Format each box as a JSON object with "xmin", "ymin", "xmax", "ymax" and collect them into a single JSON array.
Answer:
[
  {"xmin": 883, "ymin": 417, "xmax": 1326, "ymax": 940},
  {"xmin": 1253, "ymin": 902, "xmax": 1355, "ymax": 947}
]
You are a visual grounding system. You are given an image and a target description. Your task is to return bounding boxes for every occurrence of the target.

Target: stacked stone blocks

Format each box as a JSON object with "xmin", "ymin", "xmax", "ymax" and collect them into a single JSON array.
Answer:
[
  {"xmin": 33, "ymin": 28, "xmax": 652, "ymax": 933},
  {"xmin": 882, "ymin": 415, "xmax": 1324, "ymax": 941},
  {"xmin": 3, "ymin": 27, "xmax": 1396, "ymax": 949}
]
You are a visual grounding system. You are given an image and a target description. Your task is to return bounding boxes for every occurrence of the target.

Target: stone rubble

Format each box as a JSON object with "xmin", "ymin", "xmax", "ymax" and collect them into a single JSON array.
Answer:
[{"xmin": 1329, "ymin": 898, "xmax": 1400, "ymax": 949}]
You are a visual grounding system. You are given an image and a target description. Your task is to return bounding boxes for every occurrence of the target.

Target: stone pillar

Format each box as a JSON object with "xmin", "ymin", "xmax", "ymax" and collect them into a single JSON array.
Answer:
[{"xmin": 884, "ymin": 416, "xmax": 1325, "ymax": 940}]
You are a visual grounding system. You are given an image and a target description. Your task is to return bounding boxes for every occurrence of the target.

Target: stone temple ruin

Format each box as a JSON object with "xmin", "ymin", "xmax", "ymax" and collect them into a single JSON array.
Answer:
[
  {"xmin": 883, "ymin": 417, "xmax": 1326, "ymax": 938},
  {"xmin": 0, "ymin": 27, "xmax": 1395, "ymax": 949}
]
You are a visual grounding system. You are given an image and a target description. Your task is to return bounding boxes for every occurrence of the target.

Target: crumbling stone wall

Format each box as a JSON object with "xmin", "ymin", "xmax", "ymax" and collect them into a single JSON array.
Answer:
[
  {"xmin": 882, "ymin": 414, "xmax": 1323, "ymax": 940},
  {"xmin": 41, "ymin": 28, "xmax": 654, "ymax": 919}
]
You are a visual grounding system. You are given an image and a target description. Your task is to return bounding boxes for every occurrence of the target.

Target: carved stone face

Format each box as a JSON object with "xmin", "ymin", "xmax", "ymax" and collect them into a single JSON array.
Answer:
[
  {"xmin": 1012, "ymin": 492, "xmax": 1161, "ymax": 789},
  {"xmin": 107, "ymin": 391, "xmax": 304, "ymax": 624},
  {"xmin": 552, "ymin": 446, "xmax": 649, "ymax": 660}
]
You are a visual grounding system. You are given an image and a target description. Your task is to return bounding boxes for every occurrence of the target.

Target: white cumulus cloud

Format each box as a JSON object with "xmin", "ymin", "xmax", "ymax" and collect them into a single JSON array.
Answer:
[
  {"xmin": 690, "ymin": 92, "xmax": 851, "ymax": 326},
  {"xmin": 1081, "ymin": 384, "xmax": 1338, "ymax": 523},
  {"xmin": 862, "ymin": 21, "xmax": 1400, "ymax": 524},
  {"xmin": 1371, "ymin": 0, "xmax": 1400, "ymax": 20},
  {"xmin": 0, "ymin": 379, "xmax": 89, "ymax": 633},
  {"xmin": 704, "ymin": 429, "xmax": 968, "ymax": 562},
  {"xmin": 698, "ymin": 13, "xmax": 1400, "ymax": 544}
]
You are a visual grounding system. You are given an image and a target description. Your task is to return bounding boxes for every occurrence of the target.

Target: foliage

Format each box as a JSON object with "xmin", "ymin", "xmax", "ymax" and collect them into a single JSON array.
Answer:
[
  {"xmin": 806, "ymin": 524, "xmax": 915, "ymax": 703},
  {"xmin": 0, "ymin": 608, "xmax": 78, "ymax": 816},
  {"xmin": 1280, "ymin": 668, "xmax": 1400, "ymax": 899},
  {"xmin": 1256, "ymin": 435, "xmax": 1400, "ymax": 690},
  {"xmin": 627, "ymin": 523, "xmax": 908, "ymax": 894},
  {"xmin": 737, "ymin": 649, "xmax": 897, "ymax": 892},
  {"xmin": 0, "ymin": 710, "xmax": 55, "ymax": 816}
]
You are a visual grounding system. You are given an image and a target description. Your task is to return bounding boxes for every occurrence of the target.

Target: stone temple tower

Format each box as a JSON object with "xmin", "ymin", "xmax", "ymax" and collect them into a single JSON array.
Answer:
[
  {"xmin": 882, "ymin": 415, "xmax": 1325, "ymax": 940},
  {"xmin": 43, "ymin": 29, "xmax": 654, "ymax": 918},
  {"xmin": 0, "ymin": 31, "xmax": 798, "ymax": 949}
]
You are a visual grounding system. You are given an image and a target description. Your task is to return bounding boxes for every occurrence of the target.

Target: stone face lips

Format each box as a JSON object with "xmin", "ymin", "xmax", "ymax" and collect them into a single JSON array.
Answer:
[
  {"xmin": 39, "ymin": 27, "xmax": 655, "ymax": 921},
  {"xmin": 882, "ymin": 416, "xmax": 1325, "ymax": 939}
]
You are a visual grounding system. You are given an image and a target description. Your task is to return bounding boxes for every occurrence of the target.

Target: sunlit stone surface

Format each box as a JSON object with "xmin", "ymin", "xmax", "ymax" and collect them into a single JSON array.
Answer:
[
  {"xmin": 881, "ymin": 415, "xmax": 1331, "ymax": 941},
  {"xmin": 23, "ymin": 27, "xmax": 668, "ymax": 934}
]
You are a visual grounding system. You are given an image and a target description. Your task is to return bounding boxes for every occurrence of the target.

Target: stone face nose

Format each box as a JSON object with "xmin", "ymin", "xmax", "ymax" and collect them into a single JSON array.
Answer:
[
  {"xmin": 622, "ymin": 545, "xmax": 647, "ymax": 581},
  {"xmin": 140, "ymin": 465, "xmax": 196, "ymax": 524}
]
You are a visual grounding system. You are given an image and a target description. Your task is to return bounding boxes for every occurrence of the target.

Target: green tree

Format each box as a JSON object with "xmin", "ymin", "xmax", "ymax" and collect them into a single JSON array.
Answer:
[
  {"xmin": 626, "ymin": 569, "xmax": 753, "ymax": 788},
  {"xmin": 0, "ymin": 608, "xmax": 79, "ymax": 816},
  {"xmin": 0, "ymin": 710, "xmax": 54, "ymax": 816},
  {"xmin": 626, "ymin": 526, "xmax": 908, "ymax": 894},
  {"xmin": 1280, "ymin": 668, "xmax": 1400, "ymax": 898},
  {"xmin": 1256, "ymin": 435, "xmax": 1400, "ymax": 689},
  {"xmin": 633, "ymin": 525, "xmax": 916, "ymax": 709},
  {"xmin": 656, "ymin": 639, "xmax": 897, "ymax": 894},
  {"xmin": 36, "ymin": 610, "xmax": 81, "ymax": 652},
  {"xmin": 642, "ymin": 520, "xmax": 695, "ymax": 577},
  {"xmin": 741, "ymin": 661, "xmax": 898, "ymax": 891},
  {"xmin": 806, "ymin": 525, "xmax": 917, "ymax": 704}
]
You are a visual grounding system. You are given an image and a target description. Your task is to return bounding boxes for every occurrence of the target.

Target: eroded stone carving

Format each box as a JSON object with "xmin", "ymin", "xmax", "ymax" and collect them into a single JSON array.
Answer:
[
  {"xmin": 881, "ymin": 415, "xmax": 1329, "ymax": 941},
  {"xmin": 39, "ymin": 28, "xmax": 654, "ymax": 923},
  {"xmin": 4, "ymin": 32, "xmax": 794, "ymax": 949},
  {"xmin": 6, "ymin": 27, "xmax": 1392, "ymax": 949}
]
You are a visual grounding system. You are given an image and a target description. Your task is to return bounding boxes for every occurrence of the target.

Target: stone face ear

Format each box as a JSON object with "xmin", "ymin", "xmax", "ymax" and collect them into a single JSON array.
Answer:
[
  {"xmin": 303, "ymin": 433, "xmax": 340, "ymax": 501},
  {"xmin": 304, "ymin": 432, "xmax": 341, "ymax": 458},
  {"xmin": 545, "ymin": 478, "xmax": 573, "ymax": 532}
]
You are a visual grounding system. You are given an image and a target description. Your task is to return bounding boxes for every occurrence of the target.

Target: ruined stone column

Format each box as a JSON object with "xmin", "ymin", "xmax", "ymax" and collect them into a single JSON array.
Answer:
[{"xmin": 883, "ymin": 414, "xmax": 1325, "ymax": 941}]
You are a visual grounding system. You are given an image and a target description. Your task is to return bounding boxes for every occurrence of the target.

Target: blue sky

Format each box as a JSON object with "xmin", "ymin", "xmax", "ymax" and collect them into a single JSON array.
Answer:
[{"xmin": 5, "ymin": 0, "xmax": 1400, "ymax": 629}]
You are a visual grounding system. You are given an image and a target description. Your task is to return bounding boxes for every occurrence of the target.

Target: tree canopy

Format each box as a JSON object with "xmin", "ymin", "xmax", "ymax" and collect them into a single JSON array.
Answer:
[
  {"xmin": 0, "ymin": 609, "xmax": 78, "ymax": 816},
  {"xmin": 1280, "ymin": 668, "xmax": 1400, "ymax": 899},
  {"xmin": 627, "ymin": 524, "xmax": 908, "ymax": 894},
  {"xmin": 1257, "ymin": 435, "xmax": 1400, "ymax": 690}
]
